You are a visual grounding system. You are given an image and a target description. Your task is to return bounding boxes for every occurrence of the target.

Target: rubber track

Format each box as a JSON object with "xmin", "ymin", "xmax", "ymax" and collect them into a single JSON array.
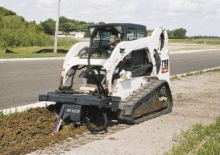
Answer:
[{"xmin": 119, "ymin": 79, "xmax": 173, "ymax": 124}]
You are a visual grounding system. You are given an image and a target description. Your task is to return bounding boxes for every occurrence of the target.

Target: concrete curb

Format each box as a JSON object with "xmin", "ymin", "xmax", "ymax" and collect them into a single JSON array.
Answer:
[{"xmin": 0, "ymin": 102, "xmax": 55, "ymax": 115}]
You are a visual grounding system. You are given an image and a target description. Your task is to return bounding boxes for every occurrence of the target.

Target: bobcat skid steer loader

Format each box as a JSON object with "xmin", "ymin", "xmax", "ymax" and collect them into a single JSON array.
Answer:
[{"xmin": 39, "ymin": 23, "xmax": 173, "ymax": 133}]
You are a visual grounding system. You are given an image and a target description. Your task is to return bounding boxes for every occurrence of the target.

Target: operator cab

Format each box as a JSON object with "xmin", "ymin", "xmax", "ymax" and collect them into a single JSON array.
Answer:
[
  {"xmin": 78, "ymin": 23, "xmax": 152, "ymax": 91},
  {"xmin": 79, "ymin": 23, "xmax": 147, "ymax": 58}
]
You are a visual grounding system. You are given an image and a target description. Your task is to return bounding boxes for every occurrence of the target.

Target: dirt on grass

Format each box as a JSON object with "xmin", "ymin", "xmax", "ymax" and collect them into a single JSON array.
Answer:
[{"xmin": 0, "ymin": 106, "xmax": 88, "ymax": 155}]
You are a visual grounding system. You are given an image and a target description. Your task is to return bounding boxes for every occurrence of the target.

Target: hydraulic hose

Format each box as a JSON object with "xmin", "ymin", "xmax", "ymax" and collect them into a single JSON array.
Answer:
[
  {"xmin": 87, "ymin": 48, "xmax": 107, "ymax": 96},
  {"xmin": 84, "ymin": 110, "xmax": 108, "ymax": 133}
]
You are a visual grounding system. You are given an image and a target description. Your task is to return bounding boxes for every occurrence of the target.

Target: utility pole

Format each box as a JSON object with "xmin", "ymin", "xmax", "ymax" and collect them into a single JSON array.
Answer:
[{"xmin": 54, "ymin": 0, "xmax": 61, "ymax": 54}]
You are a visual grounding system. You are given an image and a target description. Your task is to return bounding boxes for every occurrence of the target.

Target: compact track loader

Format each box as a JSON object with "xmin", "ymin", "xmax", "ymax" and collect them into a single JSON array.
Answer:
[{"xmin": 39, "ymin": 23, "xmax": 173, "ymax": 133}]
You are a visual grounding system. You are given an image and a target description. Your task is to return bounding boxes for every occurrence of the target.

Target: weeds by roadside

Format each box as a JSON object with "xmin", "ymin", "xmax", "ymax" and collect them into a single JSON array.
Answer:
[
  {"xmin": 165, "ymin": 117, "xmax": 220, "ymax": 155},
  {"xmin": 170, "ymin": 67, "xmax": 220, "ymax": 81},
  {"xmin": 170, "ymin": 75, "xmax": 181, "ymax": 81},
  {"xmin": 0, "ymin": 111, "xmax": 6, "ymax": 119}
]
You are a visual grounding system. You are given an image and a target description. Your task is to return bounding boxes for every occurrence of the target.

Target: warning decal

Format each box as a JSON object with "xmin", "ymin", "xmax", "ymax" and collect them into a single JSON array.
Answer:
[{"xmin": 162, "ymin": 59, "xmax": 169, "ymax": 73}]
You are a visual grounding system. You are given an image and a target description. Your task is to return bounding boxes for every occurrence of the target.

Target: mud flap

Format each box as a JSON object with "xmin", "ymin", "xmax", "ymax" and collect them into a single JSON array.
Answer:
[{"xmin": 53, "ymin": 104, "xmax": 82, "ymax": 133}]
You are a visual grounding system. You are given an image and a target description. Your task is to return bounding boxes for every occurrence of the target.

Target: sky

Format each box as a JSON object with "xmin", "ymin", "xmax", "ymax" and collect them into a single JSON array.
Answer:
[{"xmin": 0, "ymin": 0, "xmax": 220, "ymax": 36}]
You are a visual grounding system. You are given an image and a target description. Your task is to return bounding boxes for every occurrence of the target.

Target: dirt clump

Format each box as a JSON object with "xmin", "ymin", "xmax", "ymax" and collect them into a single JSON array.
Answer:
[{"xmin": 0, "ymin": 105, "xmax": 88, "ymax": 155}]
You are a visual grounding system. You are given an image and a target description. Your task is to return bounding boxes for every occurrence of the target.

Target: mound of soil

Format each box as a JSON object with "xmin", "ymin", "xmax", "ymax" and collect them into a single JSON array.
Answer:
[{"xmin": 0, "ymin": 106, "xmax": 88, "ymax": 155}]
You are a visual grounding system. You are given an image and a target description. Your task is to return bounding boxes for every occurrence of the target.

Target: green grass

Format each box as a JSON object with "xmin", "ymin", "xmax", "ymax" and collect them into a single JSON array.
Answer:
[
  {"xmin": 0, "ymin": 111, "xmax": 5, "ymax": 119},
  {"xmin": 0, "ymin": 37, "xmax": 81, "ymax": 58},
  {"xmin": 0, "ymin": 46, "xmax": 67, "ymax": 58},
  {"xmin": 166, "ymin": 117, "xmax": 220, "ymax": 155},
  {"xmin": 171, "ymin": 68, "xmax": 220, "ymax": 81},
  {"xmin": 183, "ymin": 70, "xmax": 205, "ymax": 77},
  {"xmin": 170, "ymin": 75, "xmax": 181, "ymax": 81},
  {"xmin": 206, "ymin": 67, "xmax": 220, "ymax": 72}
]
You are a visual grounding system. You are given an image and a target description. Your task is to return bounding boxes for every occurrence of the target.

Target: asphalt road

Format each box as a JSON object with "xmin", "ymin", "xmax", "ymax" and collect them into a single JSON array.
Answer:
[{"xmin": 0, "ymin": 49, "xmax": 219, "ymax": 109}]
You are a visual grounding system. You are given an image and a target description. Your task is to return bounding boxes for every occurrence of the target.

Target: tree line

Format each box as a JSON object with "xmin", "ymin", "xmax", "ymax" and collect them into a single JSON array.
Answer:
[
  {"xmin": 0, "ymin": 7, "xmax": 52, "ymax": 48},
  {"xmin": 147, "ymin": 28, "xmax": 187, "ymax": 39},
  {"xmin": 1, "ymin": 6, "xmax": 218, "ymax": 49},
  {"xmin": 41, "ymin": 17, "xmax": 189, "ymax": 39},
  {"xmin": 40, "ymin": 16, "xmax": 104, "ymax": 37}
]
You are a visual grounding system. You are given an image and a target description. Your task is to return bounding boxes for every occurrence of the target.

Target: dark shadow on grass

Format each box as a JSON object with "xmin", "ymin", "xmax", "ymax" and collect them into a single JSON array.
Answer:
[
  {"xmin": 35, "ymin": 49, "xmax": 68, "ymax": 53},
  {"xmin": 5, "ymin": 49, "xmax": 16, "ymax": 54}
]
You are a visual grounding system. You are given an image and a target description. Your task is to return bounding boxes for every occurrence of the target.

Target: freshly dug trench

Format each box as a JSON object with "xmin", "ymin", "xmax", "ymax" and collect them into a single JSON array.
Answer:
[{"xmin": 0, "ymin": 105, "xmax": 88, "ymax": 155}]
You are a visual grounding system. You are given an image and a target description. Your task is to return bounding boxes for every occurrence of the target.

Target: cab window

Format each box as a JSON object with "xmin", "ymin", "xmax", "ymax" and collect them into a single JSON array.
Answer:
[{"xmin": 127, "ymin": 28, "xmax": 146, "ymax": 40}]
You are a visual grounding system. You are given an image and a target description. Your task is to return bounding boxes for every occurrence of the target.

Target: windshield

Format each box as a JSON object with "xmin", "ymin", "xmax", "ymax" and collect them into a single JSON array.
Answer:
[
  {"xmin": 79, "ymin": 26, "xmax": 122, "ymax": 58},
  {"xmin": 92, "ymin": 31, "xmax": 112, "ymax": 48}
]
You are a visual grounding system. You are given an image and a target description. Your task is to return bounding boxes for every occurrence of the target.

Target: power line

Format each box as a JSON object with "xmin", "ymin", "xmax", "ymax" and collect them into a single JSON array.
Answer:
[
  {"xmin": 65, "ymin": 0, "xmax": 106, "ymax": 15},
  {"xmin": 66, "ymin": 0, "xmax": 80, "ymax": 12}
]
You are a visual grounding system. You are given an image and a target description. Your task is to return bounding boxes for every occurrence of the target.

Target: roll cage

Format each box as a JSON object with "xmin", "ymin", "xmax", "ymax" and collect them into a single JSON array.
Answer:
[{"xmin": 84, "ymin": 23, "xmax": 148, "ymax": 58}]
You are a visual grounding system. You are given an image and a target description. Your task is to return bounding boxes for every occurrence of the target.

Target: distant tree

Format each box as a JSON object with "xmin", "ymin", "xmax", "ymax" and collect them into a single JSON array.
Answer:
[
  {"xmin": 88, "ymin": 22, "xmax": 95, "ymax": 25},
  {"xmin": 40, "ymin": 15, "xmax": 97, "ymax": 37},
  {"xmin": 0, "ymin": 6, "xmax": 16, "ymax": 16},
  {"xmin": 98, "ymin": 22, "xmax": 105, "ymax": 24},
  {"xmin": 40, "ymin": 18, "xmax": 55, "ymax": 35},
  {"xmin": 0, "ymin": 15, "xmax": 51, "ymax": 48},
  {"xmin": 78, "ymin": 21, "xmax": 87, "ymax": 24},
  {"xmin": 59, "ymin": 16, "xmax": 69, "ymax": 24},
  {"xmin": 173, "ymin": 28, "xmax": 187, "ymax": 39},
  {"xmin": 60, "ymin": 22, "xmax": 75, "ymax": 35},
  {"xmin": 167, "ymin": 30, "xmax": 174, "ymax": 39}
]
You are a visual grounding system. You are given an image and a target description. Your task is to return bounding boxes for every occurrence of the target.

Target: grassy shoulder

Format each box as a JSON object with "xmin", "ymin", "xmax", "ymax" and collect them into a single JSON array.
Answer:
[
  {"xmin": 170, "ymin": 68, "xmax": 220, "ymax": 81},
  {"xmin": 168, "ymin": 69, "xmax": 220, "ymax": 155},
  {"xmin": 0, "ymin": 46, "xmax": 67, "ymax": 58},
  {"xmin": 0, "ymin": 37, "xmax": 82, "ymax": 58},
  {"xmin": 166, "ymin": 117, "xmax": 220, "ymax": 155}
]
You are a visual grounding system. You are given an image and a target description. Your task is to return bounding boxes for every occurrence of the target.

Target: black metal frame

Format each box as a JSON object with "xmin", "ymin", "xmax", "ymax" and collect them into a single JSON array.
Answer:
[
  {"xmin": 39, "ymin": 93, "xmax": 121, "ymax": 133},
  {"xmin": 39, "ymin": 93, "xmax": 120, "ymax": 111},
  {"xmin": 88, "ymin": 23, "xmax": 147, "ymax": 41}
]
